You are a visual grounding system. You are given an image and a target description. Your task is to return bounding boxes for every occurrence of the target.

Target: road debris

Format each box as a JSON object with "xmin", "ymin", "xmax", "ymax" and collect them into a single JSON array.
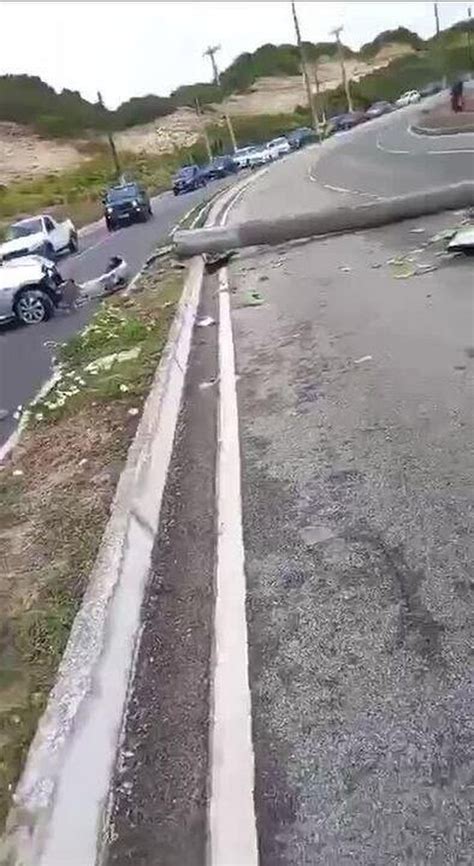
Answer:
[
  {"xmin": 410, "ymin": 227, "xmax": 426, "ymax": 234},
  {"xmin": 354, "ymin": 355, "xmax": 373, "ymax": 364},
  {"xmin": 242, "ymin": 290, "xmax": 264, "ymax": 307},
  {"xmin": 199, "ymin": 379, "xmax": 218, "ymax": 391},
  {"xmin": 196, "ymin": 315, "xmax": 216, "ymax": 327},
  {"xmin": 339, "ymin": 266, "xmax": 352, "ymax": 273},
  {"xmin": 203, "ymin": 250, "xmax": 236, "ymax": 274},
  {"xmin": 0, "ymin": 409, "xmax": 9, "ymax": 422},
  {"xmin": 448, "ymin": 225, "xmax": 474, "ymax": 253}
]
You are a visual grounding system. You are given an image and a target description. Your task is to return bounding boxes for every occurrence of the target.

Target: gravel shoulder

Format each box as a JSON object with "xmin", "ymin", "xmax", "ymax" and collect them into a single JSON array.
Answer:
[{"xmin": 229, "ymin": 212, "xmax": 474, "ymax": 864}]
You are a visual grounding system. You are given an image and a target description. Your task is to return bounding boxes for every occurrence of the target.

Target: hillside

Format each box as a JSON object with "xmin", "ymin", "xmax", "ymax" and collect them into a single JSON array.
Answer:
[{"xmin": 0, "ymin": 16, "xmax": 472, "ymax": 187}]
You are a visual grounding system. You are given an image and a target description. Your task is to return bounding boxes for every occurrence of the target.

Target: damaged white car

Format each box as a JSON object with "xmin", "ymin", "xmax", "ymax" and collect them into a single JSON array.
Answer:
[{"xmin": 0, "ymin": 254, "xmax": 130, "ymax": 326}]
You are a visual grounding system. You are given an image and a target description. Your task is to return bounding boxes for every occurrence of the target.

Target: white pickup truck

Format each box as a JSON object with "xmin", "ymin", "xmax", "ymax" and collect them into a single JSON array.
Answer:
[{"xmin": 0, "ymin": 214, "xmax": 78, "ymax": 263}]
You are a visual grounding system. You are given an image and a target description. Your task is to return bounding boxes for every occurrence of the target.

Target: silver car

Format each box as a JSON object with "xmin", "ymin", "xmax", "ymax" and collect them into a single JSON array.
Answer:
[{"xmin": 0, "ymin": 255, "xmax": 65, "ymax": 325}]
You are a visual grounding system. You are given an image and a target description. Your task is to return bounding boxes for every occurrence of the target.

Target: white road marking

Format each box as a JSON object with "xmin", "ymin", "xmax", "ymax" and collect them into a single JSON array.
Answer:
[
  {"xmin": 210, "ymin": 267, "xmax": 258, "ymax": 866},
  {"xmin": 427, "ymin": 148, "xmax": 474, "ymax": 155},
  {"xmin": 375, "ymin": 137, "xmax": 410, "ymax": 155},
  {"xmin": 308, "ymin": 168, "xmax": 380, "ymax": 199}
]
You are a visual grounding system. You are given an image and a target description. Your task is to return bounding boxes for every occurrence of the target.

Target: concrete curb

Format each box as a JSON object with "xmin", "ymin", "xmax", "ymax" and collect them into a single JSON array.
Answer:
[
  {"xmin": 411, "ymin": 121, "xmax": 474, "ymax": 136},
  {"xmin": 174, "ymin": 181, "xmax": 474, "ymax": 257},
  {"xmin": 0, "ymin": 170, "xmax": 262, "ymax": 866}
]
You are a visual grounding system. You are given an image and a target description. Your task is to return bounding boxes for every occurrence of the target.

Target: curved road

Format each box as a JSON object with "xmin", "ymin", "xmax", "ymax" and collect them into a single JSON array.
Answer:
[
  {"xmin": 0, "ymin": 177, "xmax": 234, "ymax": 448},
  {"xmin": 314, "ymin": 99, "xmax": 474, "ymax": 198}
]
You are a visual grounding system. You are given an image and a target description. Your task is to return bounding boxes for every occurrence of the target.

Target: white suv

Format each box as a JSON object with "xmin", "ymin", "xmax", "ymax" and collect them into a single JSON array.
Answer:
[
  {"xmin": 267, "ymin": 136, "xmax": 291, "ymax": 158},
  {"xmin": 395, "ymin": 90, "xmax": 421, "ymax": 108}
]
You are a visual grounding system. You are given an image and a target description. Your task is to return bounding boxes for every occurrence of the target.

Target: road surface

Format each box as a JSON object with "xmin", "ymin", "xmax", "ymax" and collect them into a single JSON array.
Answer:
[
  {"xmin": 104, "ymin": 104, "xmax": 474, "ymax": 864},
  {"xmin": 0, "ymin": 177, "xmax": 234, "ymax": 447}
]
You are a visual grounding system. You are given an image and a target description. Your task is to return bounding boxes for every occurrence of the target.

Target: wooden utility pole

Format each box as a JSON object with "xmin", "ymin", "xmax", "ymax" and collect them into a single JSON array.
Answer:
[
  {"xmin": 434, "ymin": 2, "xmax": 440, "ymax": 36},
  {"xmin": 195, "ymin": 98, "xmax": 213, "ymax": 161},
  {"xmin": 313, "ymin": 62, "xmax": 326, "ymax": 124},
  {"xmin": 203, "ymin": 45, "xmax": 238, "ymax": 152},
  {"xmin": 97, "ymin": 90, "xmax": 121, "ymax": 178},
  {"xmin": 330, "ymin": 25, "xmax": 353, "ymax": 113},
  {"xmin": 291, "ymin": 1, "xmax": 319, "ymax": 131}
]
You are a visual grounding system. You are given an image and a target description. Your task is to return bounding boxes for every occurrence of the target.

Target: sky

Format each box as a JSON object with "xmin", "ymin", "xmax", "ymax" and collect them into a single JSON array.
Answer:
[{"xmin": 0, "ymin": 1, "xmax": 470, "ymax": 107}]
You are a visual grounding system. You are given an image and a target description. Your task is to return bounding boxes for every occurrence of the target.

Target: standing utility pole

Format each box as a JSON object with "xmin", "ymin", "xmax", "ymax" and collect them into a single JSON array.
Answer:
[
  {"xmin": 195, "ymin": 98, "xmax": 213, "ymax": 162},
  {"xmin": 330, "ymin": 25, "xmax": 353, "ymax": 113},
  {"xmin": 434, "ymin": 2, "xmax": 440, "ymax": 36},
  {"xmin": 291, "ymin": 1, "xmax": 319, "ymax": 131},
  {"xmin": 203, "ymin": 44, "xmax": 238, "ymax": 152},
  {"xmin": 313, "ymin": 62, "xmax": 326, "ymax": 124},
  {"xmin": 468, "ymin": 6, "xmax": 473, "ymax": 69},
  {"xmin": 97, "ymin": 90, "xmax": 121, "ymax": 178}
]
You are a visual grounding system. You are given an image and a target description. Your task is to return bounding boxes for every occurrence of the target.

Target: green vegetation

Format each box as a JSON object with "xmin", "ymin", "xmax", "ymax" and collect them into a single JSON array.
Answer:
[
  {"xmin": 1, "ymin": 17, "xmax": 472, "ymax": 137},
  {"xmin": 359, "ymin": 27, "xmax": 423, "ymax": 58},
  {"xmin": 0, "ymin": 262, "xmax": 183, "ymax": 827}
]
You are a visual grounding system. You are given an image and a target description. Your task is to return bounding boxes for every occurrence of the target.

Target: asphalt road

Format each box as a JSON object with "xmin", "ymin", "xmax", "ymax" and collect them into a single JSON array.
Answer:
[
  {"xmin": 0, "ymin": 177, "xmax": 234, "ymax": 447},
  {"xmin": 313, "ymin": 99, "xmax": 474, "ymax": 198},
  {"xmin": 106, "ymin": 103, "xmax": 473, "ymax": 864}
]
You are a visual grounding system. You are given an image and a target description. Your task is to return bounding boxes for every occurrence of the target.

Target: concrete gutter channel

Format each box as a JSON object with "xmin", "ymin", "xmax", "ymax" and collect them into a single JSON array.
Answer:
[
  {"xmin": 2, "ymin": 144, "xmax": 473, "ymax": 864},
  {"xmin": 0, "ymin": 169, "xmax": 263, "ymax": 866}
]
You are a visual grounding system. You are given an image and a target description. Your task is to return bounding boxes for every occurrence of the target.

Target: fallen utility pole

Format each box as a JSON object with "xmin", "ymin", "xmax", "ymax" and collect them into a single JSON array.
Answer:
[{"xmin": 174, "ymin": 181, "xmax": 474, "ymax": 257}]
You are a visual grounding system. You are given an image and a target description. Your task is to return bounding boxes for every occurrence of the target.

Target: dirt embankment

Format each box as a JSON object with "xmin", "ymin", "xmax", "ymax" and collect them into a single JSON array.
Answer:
[{"xmin": 0, "ymin": 42, "xmax": 413, "ymax": 184}]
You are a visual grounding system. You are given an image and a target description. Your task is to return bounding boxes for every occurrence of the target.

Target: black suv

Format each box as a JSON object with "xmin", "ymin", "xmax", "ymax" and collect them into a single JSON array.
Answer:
[{"xmin": 103, "ymin": 183, "xmax": 152, "ymax": 230}]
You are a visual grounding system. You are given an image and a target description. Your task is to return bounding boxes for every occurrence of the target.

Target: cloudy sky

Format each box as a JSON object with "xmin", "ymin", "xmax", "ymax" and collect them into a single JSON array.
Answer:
[{"xmin": 0, "ymin": 1, "xmax": 470, "ymax": 106}]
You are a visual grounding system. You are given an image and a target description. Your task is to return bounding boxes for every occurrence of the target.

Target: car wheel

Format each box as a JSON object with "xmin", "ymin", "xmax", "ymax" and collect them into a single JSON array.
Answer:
[
  {"xmin": 173, "ymin": 189, "xmax": 179, "ymax": 196},
  {"xmin": 148, "ymin": 204, "xmax": 153, "ymax": 216},
  {"xmin": 68, "ymin": 232, "xmax": 78, "ymax": 253},
  {"xmin": 106, "ymin": 219, "xmax": 115, "ymax": 231},
  {"xmin": 14, "ymin": 289, "xmax": 53, "ymax": 326}
]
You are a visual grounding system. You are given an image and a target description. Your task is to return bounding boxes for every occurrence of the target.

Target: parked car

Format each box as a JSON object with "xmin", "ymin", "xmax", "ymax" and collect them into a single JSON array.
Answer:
[
  {"xmin": 327, "ymin": 111, "xmax": 367, "ymax": 133},
  {"xmin": 365, "ymin": 100, "xmax": 394, "ymax": 119},
  {"xmin": 0, "ymin": 215, "xmax": 77, "ymax": 263},
  {"xmin": 247, "ymin": 144, "xmax": 274, "ymax": 167},
  {"xmin": 267, "ymin": 136, "xmax": 292, "ymax": 158},
  {"xmin": 233, "ymin": 146, "xmax": 256, "ymax": 169},
  {"xmin": 286, "ymin": 127, "xmax": 317, "ymax": 149},
  {"xmin": 0, "ymin": 255, "xmax": 65, "ymax": 325},
  {"xmin": 203, "ymin": 155, "xmax": 239, "ymax": 180},
  {"xmin": 103, "ymin": 183, "xmax": 152, "ymax": 229},
  {"xmin": 395, "ymin": 89, "xmax": 421, "ymax": 107},
  {"xmin": 172, "ymin": 165, "xmax": 207, "ymax": 195},
  {"xmin": 419, "ymin": 81, "xmax": 443, "ymax": 97}
]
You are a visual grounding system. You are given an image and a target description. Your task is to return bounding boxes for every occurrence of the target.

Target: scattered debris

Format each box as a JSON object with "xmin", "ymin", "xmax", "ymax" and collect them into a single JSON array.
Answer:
[
  {"xmin": 415, "ymin": 263, "xmax": 438, "ymax": 275},
  {"xmin": 199, "ymin": 379, "xmax": 218, "ymax": 391},
  {"xmin": 339, "ymin": 266, "xmax": 352, "ymax": 273},
  {"xmin": 0, "ymin": 409, "xmax": 9, "ymax": 422},
  {"xmin": 203, "ymin": 250, "xmax": 236, "ymax": 274},
  {"xmin": 84, "ymin": 346, "xmax": 141, "ymax": 374},
  {"xmin": 128, "ymin": 407, "xmax": 140, "ymax": 417},
  {"xmin": 258, "ymin": 274, "xmax": 269, "ymax": 281},
  {"xmin": 196, "ymin": 315, "xmax": 216, "ymax": 327},
  {"xmin": 448, "ymin": 225, "xmax": 474, "ymax": 254},
  {"xmin": 393, "ymin": 263, "xmax": 416, "ymax": 279},
  {"xmin": 354, "ymin": 355, "xmax": 373, "ymax": 364},
  {"xmin": 430, "ymin": 227, "xmax": 459, "ymax": 244},
  {"xmin": 410, "ymin": 227, "xmax": 425, "ymax": 234},
  {"xmin": 78, "ymin": 458, "xmax": 88, "ymax": 467},
  {"xmin": 242, "ymin": 291, "xmax": 264, "ymax": 307},
  {"xmin": 299, "ymin": 524, "xmax": 336, "ymax": 545},
  {"xmin": 370, "ymin": 263, "xmax": 382, "ymax": 269}
]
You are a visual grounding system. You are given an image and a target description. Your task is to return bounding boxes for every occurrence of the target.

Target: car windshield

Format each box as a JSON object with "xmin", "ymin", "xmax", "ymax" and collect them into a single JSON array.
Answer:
[
  {"xmin": 178, "ymin": 167, "xmax": 195, "ymax": 176},
  {"xmin": 235, "ymin": 147, "xmax": 253, "ymax": 155},
  {"xmin": 270, "ymin": 138, "xmax": 286, "ymax": 145},
  {"xmin": 106, "ymin": 185, "xmax": 139, "ymax": 203},
  {"xmin": 6, "ymin": 218, "xmax": 43, "ymax": 240}
]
